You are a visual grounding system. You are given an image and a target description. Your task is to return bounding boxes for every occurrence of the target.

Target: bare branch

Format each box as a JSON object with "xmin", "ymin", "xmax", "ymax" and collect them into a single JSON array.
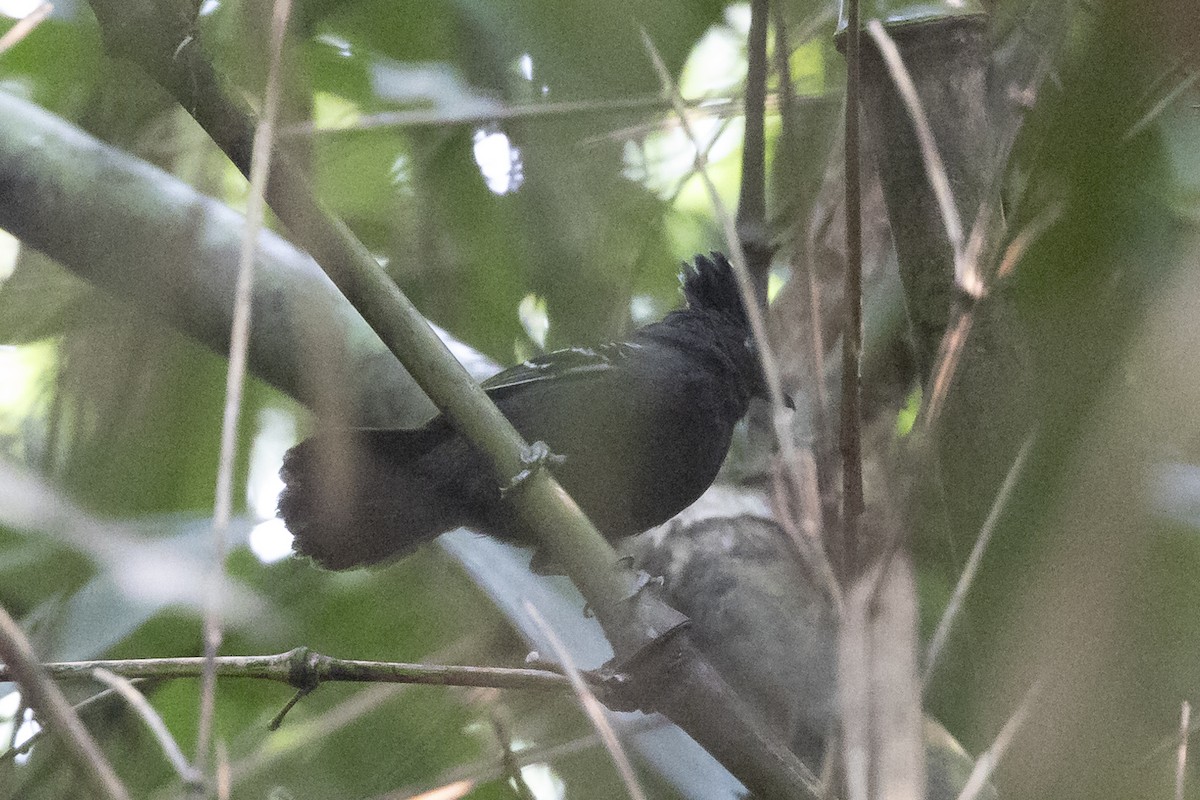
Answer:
[
  {"xmin": 955, "ymin": 682, "xmax": 1041, "ymax": 800},
  {"xmin": 840, "ymin": 0, "xmax": 865, "ymax": 575},
  {"xmin": 1124, "ymin": 66, "xmax": 1200, "ymax": 142},
  {"xmin": 864, "ymin": 20, "xmax": 975, "ymax": 298},
  {"xmin": 1178, "ymin": 701, "xmax": 1191, "ymax": 800},
  {"xmin": 198, "ymin": 0, "xmax": 294, "ymax": 777},
  {"xmin": 232, "ymin": 684, "xmax": 406, "ymax": 785},
  {"xmin": 1, "ymin": 684, "xmax": 145, "ymax": 764},
  {"xmin": 0, "ymin": 1, "xmax": 52, "ymax": 54},
  {"xmin": 738, "ymin": 0, "xmax": 771, "ymax": 300},
  {"xmin": 290, "ymin": 93, "xmax": 752, "ymax": 136},
  {"xmin": 996, "ymin": 201, "xmax": 1065, "ymax": 280},
  {"xmin": 379, "ymin": 717, "xmax": 668, "ymax": 800},
  {"xmin": 923, "ymin": 436, "xmax": 1032, "ymax": 687},
  {"xmin": 0, "ymin": 604, "xmax": 131, "ymax": 800},
  {"xmin": 772, "ymin": 3, "xmax": 831, "ymax": 449},
  {"xmin": 525, "ymin": 602, "xmax": 647, "ymax": 800},
  {"xmin": 91, "ymin": 668, "xmax": 202, "ymax": 788}
]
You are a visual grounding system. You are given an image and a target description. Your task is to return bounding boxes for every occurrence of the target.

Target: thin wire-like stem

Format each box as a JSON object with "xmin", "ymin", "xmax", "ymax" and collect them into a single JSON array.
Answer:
[
  {"xmin": 772, "ymin": 3, "xmax": 831, "ymax": 451},
  {"xmin": 954, "ymin": 681, "xmax": 1042, "ymax": 800},
  {"xmin": 267, "ymin": 687, "xmax": 314, "ymax": 730},
  {"xmin": 837, "ymin": 579, "xmax": 871, "ymax": 800},
  {"xmin": 753, "ymin": 0, "xmax": 831, "ymax": 560},
  {"xmin": 923, "ymin": 437, "xmax": 1033, "ymax": 688},
  {"xmin": 864, "ymin": 20, "xmax": 975, "ymax": 297},
  {"xmin": 292, "ymin": 93, "xmax": 741, "ymax": 136},
  {"xmin": 996, "ymin": 201, "xmax": 1066, "ymax": 280},
  {"xmin": 638, "ymin": 30, "xmax": 788, "ymax": 421},
  {"xmin": 920, "ymin": 309, "xmax": 974, "ymax": 430},
  {"xmin": 197, "ymin": 0, "xmax": 293, "ymax": 777},
  {"xmin": 0, "ymin": 604, "xmax": 131, "ymax": 800},
  {"xmin": 737, "ymin": 0, "xmax": 771, "ymax": 300},
  {"xmin": 1177, "ymin": 701, "xmax": 1191, "ymax": 800},
  {"xmin": 1124, "ymin": 67, "xmax": 1200, "ymax": 142},
  {"xmin": 0, "ymin": 683, "xmax": 152, "ymax": 763},
  {"xmin": 380, "ymin": 717, "xmax": 669, "ymax": 800},
  {"xmin": 232, "ymin": 684, "xmax": 406, "ymax": 786},
  {"xmin": 772, "ymin": 7, "xmax": 840, "ymax": 553},
  {"xmin": 215, "ymin": 739, "xmax": 232, "ymax": 800},
  {"xmin": 92, "ymin": 668, "xmax": 202, "ymax": 788},
  {"xmin": 524, "ymin": 602, "xmax": 647, "ymax": 800},
  {"xmin": 920, "ymin": 197, "xmax": 1060, "ymax": 432},
  {"xmin": 840, "ymin": 0, "xmax": 864, "ymax": 575},
  {"xmin": 641, "ymin": 27, "xmax": 843, "ymax": 612},
  {"xmin": 492, "ymin": 714, "xmax": 538, "ymax": 800},
  {"xmin": 0, "ymin": 1, "xmax": 52, "ymax": 54}
]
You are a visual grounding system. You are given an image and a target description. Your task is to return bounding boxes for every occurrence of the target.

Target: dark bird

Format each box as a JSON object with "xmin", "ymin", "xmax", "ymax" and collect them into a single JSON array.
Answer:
[{"xmin": 278, "ymin": 253, "xmax": 765, "ymax": 569}]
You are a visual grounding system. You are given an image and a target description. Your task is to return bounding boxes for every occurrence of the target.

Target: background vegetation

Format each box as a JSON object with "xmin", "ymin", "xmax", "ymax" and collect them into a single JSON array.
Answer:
[{"xmin": 0, "ymin": 0, "xmax": 1197, "ymax": 798}]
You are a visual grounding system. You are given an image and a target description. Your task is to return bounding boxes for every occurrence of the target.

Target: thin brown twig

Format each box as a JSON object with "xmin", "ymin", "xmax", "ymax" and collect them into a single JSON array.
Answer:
[
  {"xmin": 837, "ymin": 9, "xmax": 871, "ymax": 793},
  {"xmin": 954, "ymin": 681, "xmax": 1042, "ymax": 800},
  {"xmin": 864, "ymin": 20, "xmax": 976, "ymax": 297},
  {"xmin": 1178, "ymin": 701, "xmax": 1191, "ymax": 800},
  {"xmin": 755, "ymin": 0, "xmax": 833, "ymax": 564},
  {"xmin": 379, "ymin": 716, "xmax": 669, "ymax": 800},
  {"xmin": 837, "ymin": 579, "xmax": 871, "ymax": 800},
  {"xmin": 921, "ymin": 198, "xmax": 1062, "ymax": 431},
  {"xmin": 840, "ymin": 0, "xmax": 864, "ymax": 577},
  {"xmin": 91, "ymin": 668, "xmax": 203, "ymax": 788},
  {"xmin": 231, "ymin": 684, "xmax": 407, "ymax": 786},
  {"xmin": 996, "ymin": 201, "xmax": 1066, "ymax": 280},
  {"xmin": 772, "ymin": 3, "xmax": 831, "ymax": 450},
  {"xmin": 267, "ymin": 687, "xmax": 314, "ymax": 730},
  {"xmin": 0, "ymin": 604, "xmax": 131, "ymax": 800},
  {"xmin": 1124, "ymin": 66, "xmax": 1200, "ymax": 142},
  {"xmin": 198, "ymin": 0, "xmax": 293, "ymax": 777},
  {"xmin": 579, "ymin": 93, "xmax": 844, "ymax": 150},
  {"xmin": 524, "ymin": 602, "xmax": 647, "ymax": 800},
  {"xmin": 1, "ymin": 683, "xmax": 154, "ymax": 763},
  {"xmin": 737, "ymin": 0, "xmax": 771, "ymax": 300},
  {"xmin": 640, "ymin": 27, "xmax": 843, "ymax": 612},
  {"xmin": 291, "ymin": 93, "xmax": 741, "ymax": 136},
  {"xmin": 919, "ymin": 309, "xmax": 973, "ymax": 429},
  {"xmin": 0, "ymin": 1, "xmax": 52, "ymax": 55},
  {"xmin": 639, "ymin": 30, "xmax": 789, "ymax": 415},
  {"xmin": 922, "ymin": 436, "xmax": 1033, "ymax": 688},
  {"xmin": 491, "ymin": 713, "xmax": 538, "ymax": 800},
  {"xmin": 216, "ymin": 739, "xmax": 232, "ymax": 800}
]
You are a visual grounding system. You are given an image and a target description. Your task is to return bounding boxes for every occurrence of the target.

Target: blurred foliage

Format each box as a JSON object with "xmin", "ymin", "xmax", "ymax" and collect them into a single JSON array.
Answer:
[{"xmin": 0, "ymin": 0, "xmax": 1198, "ymax": 798}]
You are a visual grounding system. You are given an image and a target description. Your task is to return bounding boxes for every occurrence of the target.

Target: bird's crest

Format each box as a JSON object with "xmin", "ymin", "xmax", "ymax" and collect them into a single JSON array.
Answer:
[{"xmin": 680, "ymin": 252, "xmax": 748, "ymax": 328}]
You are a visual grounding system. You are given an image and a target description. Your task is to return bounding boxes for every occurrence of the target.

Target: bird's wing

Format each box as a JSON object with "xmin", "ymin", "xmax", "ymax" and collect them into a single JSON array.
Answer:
[{"xmin": 480, "ymin": 342, "xmax": 643, "ymax": 401}]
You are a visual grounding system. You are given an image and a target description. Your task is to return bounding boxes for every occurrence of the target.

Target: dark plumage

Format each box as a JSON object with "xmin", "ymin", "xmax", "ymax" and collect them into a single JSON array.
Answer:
[{"xmin": 278, "ymin": 253, "xmax": 764, "ymax": 569}]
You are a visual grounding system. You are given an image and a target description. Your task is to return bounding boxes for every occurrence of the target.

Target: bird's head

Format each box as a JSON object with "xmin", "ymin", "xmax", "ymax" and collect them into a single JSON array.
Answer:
[
  {"xmin": 680, "ymin": 253, "xmax": 790, "ymax": 409},
  {"xmin": 680, "ymin": 252, "xmax": 750, "ymax": 330}
]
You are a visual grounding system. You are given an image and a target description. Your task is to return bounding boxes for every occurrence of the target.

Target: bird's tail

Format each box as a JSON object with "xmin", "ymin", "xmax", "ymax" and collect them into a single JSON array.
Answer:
[
  {"xmin": 680, "ymin": 252, "xmax": 749, "ymax": 328},
  {"xmin": 277, "ymin": 428, "xmax": 460, "ymax": 569}
]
